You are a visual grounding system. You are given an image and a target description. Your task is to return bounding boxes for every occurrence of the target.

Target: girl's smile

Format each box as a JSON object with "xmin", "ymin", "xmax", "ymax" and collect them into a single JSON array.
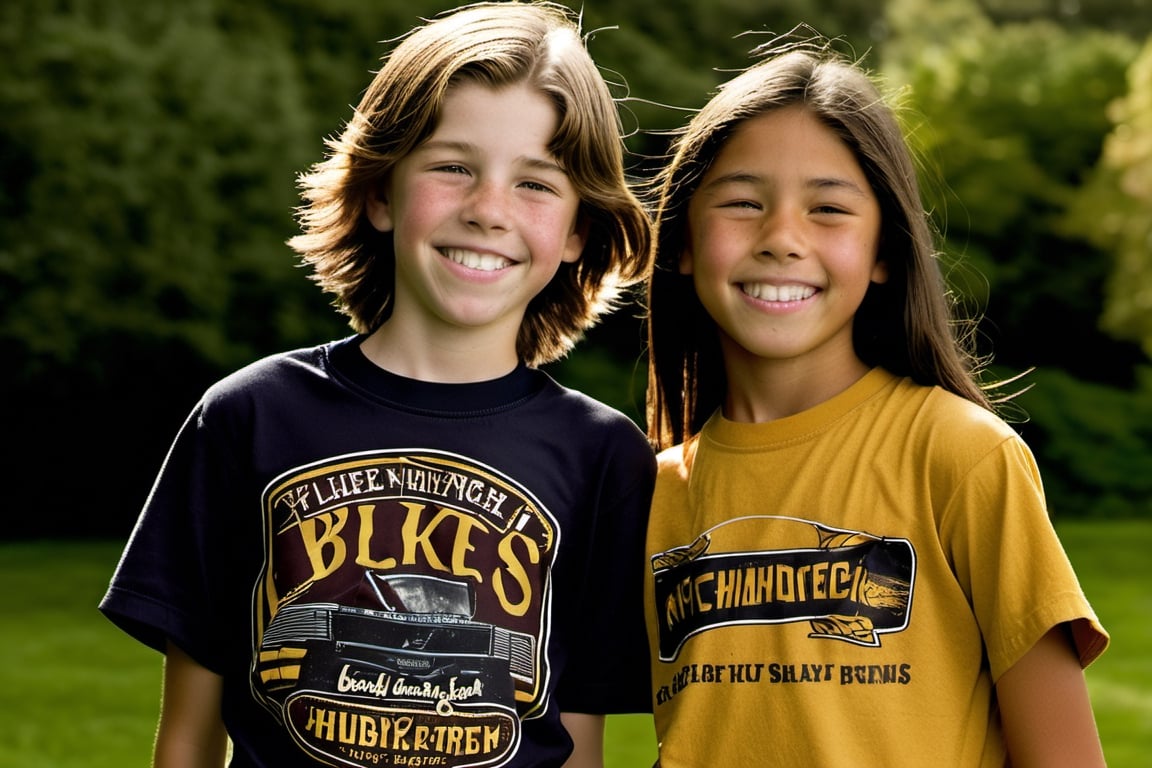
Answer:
[
  {"xmin": 681, "ymin": 105, "xmax": 886, "ymax": 390},
  {"xmin": 739, "ymin": 280, "xmax": 819, "ymax": 304}
]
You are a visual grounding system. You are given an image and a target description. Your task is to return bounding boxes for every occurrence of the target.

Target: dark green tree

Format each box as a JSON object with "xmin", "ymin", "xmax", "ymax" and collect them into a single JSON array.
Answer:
[{"xmin": 5, "ymin": 0, "xmax": 1150, "ymax": 534}]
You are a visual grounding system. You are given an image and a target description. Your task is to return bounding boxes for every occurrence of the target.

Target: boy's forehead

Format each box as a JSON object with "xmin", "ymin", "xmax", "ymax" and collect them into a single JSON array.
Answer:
[{"xmin": 425, "ymin": 81, "xmax": 561, "ymax": 152}]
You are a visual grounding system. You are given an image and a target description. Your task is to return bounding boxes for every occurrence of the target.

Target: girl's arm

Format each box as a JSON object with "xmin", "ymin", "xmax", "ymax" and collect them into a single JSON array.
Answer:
[
  {"xmin": 153, "ymin": 639, "xmax": 228, "ymax": 768},
  {"xmin": 996, "ymin": 623, "xmax": 1106, "ymax": 768},
  {"xmin": 560, "ymin": 712, "xmax": 606, "ymax": 768}
]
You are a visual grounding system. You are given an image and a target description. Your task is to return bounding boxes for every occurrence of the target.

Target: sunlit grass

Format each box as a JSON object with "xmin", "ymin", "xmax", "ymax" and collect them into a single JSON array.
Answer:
[
  {"xmin": 1058, "ymin": 518, "xmax": 1152, "ymax": 767},
  {"xmin": 1, "ymin": 523, "xmax": 1147, "ymax": 767}
]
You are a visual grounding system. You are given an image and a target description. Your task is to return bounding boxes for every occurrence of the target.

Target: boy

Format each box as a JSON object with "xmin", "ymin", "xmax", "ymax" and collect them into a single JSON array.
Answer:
[{"xmin": 100, "ymin": 3, "xmax": 654, "ymax": 766}]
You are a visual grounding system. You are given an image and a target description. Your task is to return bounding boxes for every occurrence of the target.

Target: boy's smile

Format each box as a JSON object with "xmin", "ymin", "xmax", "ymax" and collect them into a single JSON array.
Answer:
[
  {"xmin": 365, "ymin": 80, "xmax": 585, "ymax": 375},
  {"xmin": 440, "ymin": 247, "xmax": 514, "ymax": 272}
]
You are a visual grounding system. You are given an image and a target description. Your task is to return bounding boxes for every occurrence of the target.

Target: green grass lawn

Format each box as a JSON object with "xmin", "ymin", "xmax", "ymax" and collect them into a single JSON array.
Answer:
[
  {"xmin": 1055, "ymin": 519, "xmax": 1152, "ymax": 767},
  {"xmin": 1, "ymin": 519, "xmax": 1147, "ymax": 766}
]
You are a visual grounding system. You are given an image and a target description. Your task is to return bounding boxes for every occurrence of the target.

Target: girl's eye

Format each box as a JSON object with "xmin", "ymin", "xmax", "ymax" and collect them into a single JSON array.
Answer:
[
  {"xmin": 720, "ymin": 199, "xmax": 761, "ymax": 210},
  {"xmin": 433, "ymin": 164, "xmax": 470, "ymax": 175}
]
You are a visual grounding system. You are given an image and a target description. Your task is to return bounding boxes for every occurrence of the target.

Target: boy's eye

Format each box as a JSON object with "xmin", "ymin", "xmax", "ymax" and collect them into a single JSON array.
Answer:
[{"xmin": 812, "ymin": 204, "xmax": 849, "ymax": 215}]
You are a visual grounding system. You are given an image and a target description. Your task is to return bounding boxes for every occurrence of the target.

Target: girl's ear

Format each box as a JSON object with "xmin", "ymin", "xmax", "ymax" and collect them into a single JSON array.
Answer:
[
  {"xmin": 678, "ymin": 248, "xmax": 695, "ymax": 275},
  {"xmin": 365, "ymin": 190, "xmax": 394, "ymax": 233}
]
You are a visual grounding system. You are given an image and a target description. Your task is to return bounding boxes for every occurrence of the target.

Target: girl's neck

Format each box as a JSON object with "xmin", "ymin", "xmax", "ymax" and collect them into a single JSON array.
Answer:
[{"xmin": 721, "ymin": 350, "xmax": 872, "ymax": 423}]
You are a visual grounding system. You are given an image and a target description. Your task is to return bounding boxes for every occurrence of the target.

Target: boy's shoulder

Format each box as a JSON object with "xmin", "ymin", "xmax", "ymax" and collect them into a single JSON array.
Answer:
[
  {"xmin": 199, "ymin": 341, "xmax": 332, "ymax": 407},
  {"xmin": 537, "ymin": 375, "xmax": 651, "ymax": 445}
]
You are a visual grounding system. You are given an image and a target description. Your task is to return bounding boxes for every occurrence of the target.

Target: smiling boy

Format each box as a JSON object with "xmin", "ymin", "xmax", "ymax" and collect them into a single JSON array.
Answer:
[{"xmin": 100, "ymin": 4, "xmax": 655, "ymax": 767}]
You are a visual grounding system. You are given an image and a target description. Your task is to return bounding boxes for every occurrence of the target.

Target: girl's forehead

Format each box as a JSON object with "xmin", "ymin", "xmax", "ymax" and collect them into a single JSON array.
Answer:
[{"xmin": 703, "ymin": 107, "xmax": 864, "ymax": 182}]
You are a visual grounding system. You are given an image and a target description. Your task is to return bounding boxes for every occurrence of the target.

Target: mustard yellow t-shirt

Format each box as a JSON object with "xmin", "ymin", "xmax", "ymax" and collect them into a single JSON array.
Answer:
[{"xmin": 645, "ymin": 368, "xmax": 1107, "ymax": 767}]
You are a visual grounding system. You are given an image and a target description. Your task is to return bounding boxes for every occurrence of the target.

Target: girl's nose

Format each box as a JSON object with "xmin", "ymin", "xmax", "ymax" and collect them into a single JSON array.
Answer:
[{"xmin": 757, "ymin": 210, "xmax": 804, "ymax": 260}]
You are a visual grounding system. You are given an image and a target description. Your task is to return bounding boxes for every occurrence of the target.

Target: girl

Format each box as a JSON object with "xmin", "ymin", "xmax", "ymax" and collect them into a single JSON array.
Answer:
[
  {"xmin": 101, "ymin": 3, "xmax": 654, "ymax": 766},
  {"xmin": 643, "ymin": 41, "xmax": 1109, "ymax": 767}
]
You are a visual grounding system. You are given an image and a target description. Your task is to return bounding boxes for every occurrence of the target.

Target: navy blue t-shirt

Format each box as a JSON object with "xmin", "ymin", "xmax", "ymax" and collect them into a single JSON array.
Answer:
[{"xmin": 100, "ymin": 336, "xmax": 655, "ymax": 767}]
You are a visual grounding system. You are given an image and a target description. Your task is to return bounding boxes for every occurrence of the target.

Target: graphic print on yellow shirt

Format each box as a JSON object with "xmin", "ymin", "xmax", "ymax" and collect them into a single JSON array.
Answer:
[
  {"xmin": 250, "ymin": 449, "xmax": 556, "ymax": 768},
  {"xmin": 652, "ymin": 515, "xmax": 913, "ymax": 664}
]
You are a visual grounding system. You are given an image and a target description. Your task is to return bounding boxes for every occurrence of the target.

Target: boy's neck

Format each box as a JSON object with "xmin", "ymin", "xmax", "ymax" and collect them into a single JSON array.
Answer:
[{"xmin": 359, "ymin": 323, "xmax": 521, "ymax": 383}]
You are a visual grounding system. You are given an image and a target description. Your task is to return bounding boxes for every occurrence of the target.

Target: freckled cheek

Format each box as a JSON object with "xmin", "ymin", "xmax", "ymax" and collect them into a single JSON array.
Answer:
[
  {"xmin": 409, "ymin": 183, "xmax": 460, "ymax": 213},
  {"xmin": 523, "ymin": 207, "xmax": 580, "ymax": 254},
  {"xmin": 825, "ymin": 229, "xmax": 880, "ymax": 265},
  {"xmin": 393, "ymin": 187, "xmax": 459, "ymax": 235},
  {"xmin": 693, "ymin": 228, "xmax": 745, "ymax": 270}
]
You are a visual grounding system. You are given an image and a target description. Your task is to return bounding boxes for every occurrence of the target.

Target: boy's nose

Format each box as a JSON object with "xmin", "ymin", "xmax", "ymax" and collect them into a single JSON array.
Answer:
[{"xmin": 464, "ymin": 181, "xmax": 511, "ymax": 230}]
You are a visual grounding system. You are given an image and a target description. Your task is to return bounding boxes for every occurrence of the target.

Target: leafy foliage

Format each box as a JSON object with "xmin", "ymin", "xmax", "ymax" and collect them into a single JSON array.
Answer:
[
  {"xmin": 3, "ymin": 0, "xmax": 1152, "ymax": 534},
  {"xmin": 1064, "ymin": 38, "xmax": 1152, "ymax": 357},
  {"xmin": 2, "ymin": 3, "xmax": 327, "ymax": 372},
  {"xmin": 884, "ymin": 5, "xmax": 1144, "ymax": 383},
  {"xmin": 1013, "ymin": 367, "xmax": 1152, "ymax": 518}
]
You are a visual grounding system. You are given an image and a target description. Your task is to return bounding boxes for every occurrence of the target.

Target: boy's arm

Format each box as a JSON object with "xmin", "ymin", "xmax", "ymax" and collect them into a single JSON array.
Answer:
[
  {"xmin": 560, "ymin": 712, "xmax": 605, "ymax": 768},
  {"xmin": 153, "ymin": 639, "xmax": 228, "ymax": 768},
  {"xmin": 996, "ymin": 623, "xmax": 1106, "ymax": 768}
]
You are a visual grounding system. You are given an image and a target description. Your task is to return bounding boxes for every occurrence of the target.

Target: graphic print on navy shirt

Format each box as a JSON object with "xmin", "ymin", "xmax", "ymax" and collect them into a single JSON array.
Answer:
[
  {"xmin": 651, "ymin": 516, "xmax": 914, "ymax": 662},
  {"xmin": 249, "ymin": 448, "xmax": 556, "ymax": 767}
]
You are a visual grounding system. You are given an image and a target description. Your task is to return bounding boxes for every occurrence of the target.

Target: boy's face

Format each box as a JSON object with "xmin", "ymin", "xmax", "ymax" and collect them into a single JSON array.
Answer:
[{"xmin": 366, "ymin": 80, "xmax": 584, "ymax": 351}]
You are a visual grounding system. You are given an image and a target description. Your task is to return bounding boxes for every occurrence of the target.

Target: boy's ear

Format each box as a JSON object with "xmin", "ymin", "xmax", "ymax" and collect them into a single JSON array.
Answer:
[
  {"xmin": 365, "ymin": 190, "xmax": 394, "ymax": 233},
  {"xmin": 560, "ymin": 217, "xmax": 588, "ymax": 264},
  {"xmin": 870, "ymin": 256, "xmax": 889, "ymax": 284}
]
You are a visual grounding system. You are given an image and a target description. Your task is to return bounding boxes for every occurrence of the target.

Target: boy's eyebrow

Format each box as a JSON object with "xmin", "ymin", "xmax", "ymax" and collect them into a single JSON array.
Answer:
[
  {"xmin": 703, "ymin": 171, "xmax": 869, "ymax": 197},
  {"xmin": 417, "ymin": 139, "xmax": 569, "ymax": 175}
]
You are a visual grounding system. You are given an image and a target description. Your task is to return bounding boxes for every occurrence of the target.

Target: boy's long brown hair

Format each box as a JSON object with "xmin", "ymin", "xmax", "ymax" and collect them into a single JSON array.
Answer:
[
  {"xmin": 646, "ymin": 41, "xmax": 991, "ymax": 451},
  {"xmin": 289, "ymin": 1, "xmax": 650, "ymax": 367}
]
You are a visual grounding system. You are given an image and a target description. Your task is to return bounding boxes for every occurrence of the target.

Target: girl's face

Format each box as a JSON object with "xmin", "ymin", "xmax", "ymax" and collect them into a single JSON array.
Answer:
[
  {"xmin": 366, "ymin": 80, "xmax": 585, "ymax": 351},
  {"xmin": 681, "ymin": 105, "xmax": 886, "ymax": 379}
]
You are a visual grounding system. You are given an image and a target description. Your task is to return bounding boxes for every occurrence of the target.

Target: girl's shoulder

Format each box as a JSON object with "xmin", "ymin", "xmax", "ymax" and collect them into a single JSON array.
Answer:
[
  {"xmin": 911, "ymin": 379, "xmax": 1018, "ymax": 439},
  {"xmin": 655, "ymin": 433, "xmax": 702, "ymax": 480},
  {"xmin": 885, "ymin": 377, "xmax": 1030, "ymax": 470}
]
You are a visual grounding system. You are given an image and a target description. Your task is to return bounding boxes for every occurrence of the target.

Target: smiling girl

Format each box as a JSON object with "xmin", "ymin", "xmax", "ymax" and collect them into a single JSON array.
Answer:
[{"xmin": 643, "ymin": 40, "xmax": 1108, "ymax": 767}]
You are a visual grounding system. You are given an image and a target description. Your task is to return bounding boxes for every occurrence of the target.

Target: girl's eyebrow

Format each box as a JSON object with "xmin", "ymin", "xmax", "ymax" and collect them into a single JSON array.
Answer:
[
  {"xmin": 810, "ymin": 177, "xmax": 870, "ymax": 197},
  {"xmin": 699, "ymin": 171, "xmax": 761, "ymax": 191},
  {"xmin": 702, "ymin": 171, "xmax": 870, "ymax": 197},
  {"xmin": 417, "ymin": 139, "xmax": 568, "ymax": 175}
]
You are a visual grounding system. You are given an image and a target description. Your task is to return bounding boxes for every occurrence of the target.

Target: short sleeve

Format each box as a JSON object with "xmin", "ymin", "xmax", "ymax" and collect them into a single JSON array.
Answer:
[
  {"xmin": 939, "ymin": 434, "xmax": 1108, "ymax": 680},
  {"xmin": 553, "ymin": 423, "xmax": 656, "ymax": 714},
  {"xmin": 98, "ymin": 399, "xmax": 238, "ymax": 673}
]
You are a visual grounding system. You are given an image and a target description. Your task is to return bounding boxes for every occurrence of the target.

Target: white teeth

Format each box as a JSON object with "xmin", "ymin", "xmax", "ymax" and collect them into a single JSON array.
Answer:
[
  {"xmin": 442, "ymin": 248, "xmax": 511, "ymax": 271},
  {"xmin": 742, "ymin": 283, "xmax": 816, "ymax": 301}
]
